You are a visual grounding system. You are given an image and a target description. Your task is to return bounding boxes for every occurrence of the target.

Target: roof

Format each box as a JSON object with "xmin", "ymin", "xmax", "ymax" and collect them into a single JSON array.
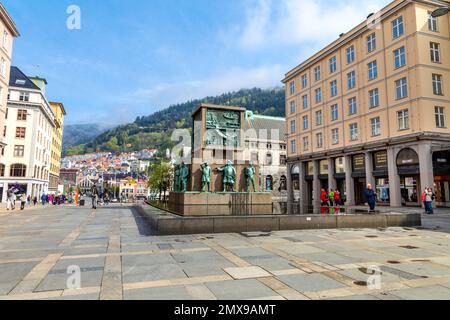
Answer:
[
  {"xmin": 0, "ymin": 4, "xmax": 20, "ymax": 37},
  {"xmin": 9, "ymin": 66, "xmax": 41, "ymax": 90},
  {"xmin": 192, "ymin": 103, "xmax": 246, "ymax": 117},
  {"xmin": 244, "ymin": 112, "xmax": 286, "ymax": 141}
]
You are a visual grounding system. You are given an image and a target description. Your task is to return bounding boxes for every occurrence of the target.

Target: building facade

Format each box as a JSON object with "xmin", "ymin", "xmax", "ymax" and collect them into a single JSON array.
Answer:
[
  {"xmin": 284, "ymin": 0, "xmax": 450, "ymax": 210},
  {"xmin": 49, "ymin": 102, "xmax": 66, "ymax": 192},
  {"xmin": 0, "ymin": 67, "xmax": 55, "ymax": 201},
  {"xmin": 244, "ymin": 111, "xmax": 288, "ymax": 202},
  {"xmin": 0, "ymin": 4, "xmax": 19, "ymax": 185}
]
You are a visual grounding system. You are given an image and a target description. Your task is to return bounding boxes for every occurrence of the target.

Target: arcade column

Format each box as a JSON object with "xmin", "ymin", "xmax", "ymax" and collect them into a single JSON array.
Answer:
[
  {"xmin": 328, "ymin": 157, "xmax": 337, "ymax": 191},
  {"xmin": 387, "ymin": 147, "xmax": 402, "ymax": 207},
  {"xmin": 344, "ymin": 155, "xmax": 355, "ymax": 206}
]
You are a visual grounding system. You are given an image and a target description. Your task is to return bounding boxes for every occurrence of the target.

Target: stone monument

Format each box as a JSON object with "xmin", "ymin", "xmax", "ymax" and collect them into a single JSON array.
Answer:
[{"xmin": 168, "ymin": 103, "xmax": 272, "ymax": 216}]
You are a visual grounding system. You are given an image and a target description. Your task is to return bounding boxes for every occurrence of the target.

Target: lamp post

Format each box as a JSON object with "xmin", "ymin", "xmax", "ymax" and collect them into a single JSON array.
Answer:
[{"xmin": 431, "ymin": 5, "xmax": 449, "ymax": 18}]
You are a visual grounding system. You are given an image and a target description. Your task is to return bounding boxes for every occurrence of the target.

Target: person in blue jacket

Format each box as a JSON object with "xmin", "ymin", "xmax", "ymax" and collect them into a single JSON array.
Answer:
[{"xmin": 365, "ymin": 184, "xmax": 377, "ymax": 213}]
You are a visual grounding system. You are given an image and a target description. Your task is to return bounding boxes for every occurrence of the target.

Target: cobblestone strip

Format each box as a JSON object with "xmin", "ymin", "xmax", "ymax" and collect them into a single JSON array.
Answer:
[
  {"xmin": 258, "ymin": 277, "xmax": 310, "ymax": 300},
  {"xmin": 9, "ymin": 252, "xmax": 63, "ymax": 295},
  {"xmin": 100, "ymin": 215, "xmax": 123, "ymax": 300},
  {"xmin": 204, "ymin": 239, "xmax": 252, "ymax": 267}
]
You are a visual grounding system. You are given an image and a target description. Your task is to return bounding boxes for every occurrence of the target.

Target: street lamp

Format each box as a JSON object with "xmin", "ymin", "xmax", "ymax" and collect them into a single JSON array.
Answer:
[{"xmin": 431, "ymin": 6, "xmax": 450, "ymax": 18}]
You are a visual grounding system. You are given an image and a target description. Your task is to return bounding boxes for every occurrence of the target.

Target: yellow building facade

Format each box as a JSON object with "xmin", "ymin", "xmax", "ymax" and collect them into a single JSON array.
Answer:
[
  {"xmin": 284, "ymin": 0, "xmax": 450, "ymax": 210},
  {"xmin": 49, "ymin": 102, "xmax": 66, "ymax": 192}
]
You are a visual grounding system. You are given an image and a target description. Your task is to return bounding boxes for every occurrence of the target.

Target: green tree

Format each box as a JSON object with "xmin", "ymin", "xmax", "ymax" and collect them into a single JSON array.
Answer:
[{"xmin": 147, "ymin": 162, "xmax": 174, "ymax": 203}]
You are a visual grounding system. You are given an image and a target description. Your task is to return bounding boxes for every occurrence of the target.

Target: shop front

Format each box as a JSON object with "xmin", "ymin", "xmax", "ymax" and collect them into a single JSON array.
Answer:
[
  {"xmin": 334, "ymin": 157, "xmax": 346, "ymax": 203},
  {"xmin": 352, "ymin": 154, "xmax": 366, "ymax": 205},
  {"xmin": 397, "ymin": 148, "xmax": 421, "ymax": 207},
  {"xmin": 433, "ymin": 150, "xmax": 450, "ymax": 207},
  {"xmin": 373, "ymin": 151, "xmax": 390, "ymax": 205}
]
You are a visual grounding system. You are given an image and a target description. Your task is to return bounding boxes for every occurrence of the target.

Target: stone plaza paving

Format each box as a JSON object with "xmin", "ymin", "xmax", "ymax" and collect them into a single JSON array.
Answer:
[{"xmin": 1, "ymin": 205, "xmax": 450, "ymax": 300}]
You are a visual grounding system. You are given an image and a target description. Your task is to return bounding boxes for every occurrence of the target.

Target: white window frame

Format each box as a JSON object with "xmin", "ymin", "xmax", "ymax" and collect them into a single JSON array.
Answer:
[
  {"xmin": 395, "ymin": 77, "xmax": 408, "ymax": 100},
  {"xmin": 432, "ymin": 74, "xmax": 443, "ymax": 95},
  {"xmin": 303, "ymin": 137, "xmax": 309, "ymax": 151},
  {"xmin": 367, "ymin": 33, "xmax": 376, "ymax": 53},
  {"xmin": 331, "ymin": 104, "xmax": 339, "ymax": 121},
  {"xmin": 430, "ymin": 42, "xmax": 441, "ymax": 63},
  {"xmin": 302, "ymin": 95, "xmax": 308, "ymax": 109},
  {"xmin": 331, "ymin": 129, "xmax": 339, "ymax": 145},
  {"xmin": 316, "ymin": 110, "xmax": 322, "ymax": 126},
  {"xmin": 349, "ymin": 123, "xmax": 358, "ymax": 141},
  {"xmin": 290, "ymin": 100, "xmax": 296, "ymax": 114},
  {"xmin": 397, "ymin": 109, "xmax": 409, "ymax": 130},
  {"xmin": 301, "ymin": 74, "xmax": 308, "ymax": 89},
  {"xmin": 347, "ymin": 71, "xmax": 356, "ymax": 89},
  {"xmin": 435, "ymin": 106, "xmax": 446, "ymax": 128},
  {"xmin": 392, "ymin": 16, "xmax": 404, "ymax": 39},
  {"xmin": 290, "ymin": 120, "xmax": 296, "ymax": 134},
  {"xmin": 316, "ymin": 133, "xmax": 323, "ymax": 148},
  {"xmin": 348, "ymin": 97, "xmax": 357, "ymax": 115},
  {"xmin": 315, "ymin": 88, "xmax": 322, "ymax": 103},
  {"xmin": 371, "ymin": 117, "xmax": 381, "ymax": 136},
  {"xmin": 428, "ymin": 13, "xmax": 438, "ymax": 32},
  {"xmin": 394, "ymin": 47, "xmax": 406, "ymax": 69},
  {"xmin": 368, "ymin": 60, "xmax": 378, "ymax": 80},
  {"xmin": 346, "ymin": 46, "xmax": 355, "ymax": 64},
  {"xmin": 369, "ymin": 89, "xmax": 379, "ymax": 108},
  {"xmin": 302, "ymin": 115, "xmax": 309, "ymax": 130},
  {"xmin": 314, "ymin": 66, "xmax": 321, "ymax": 81},
  {"xmin": 329, "ymin": 57, "xmax": 337, "ymax": 73}
]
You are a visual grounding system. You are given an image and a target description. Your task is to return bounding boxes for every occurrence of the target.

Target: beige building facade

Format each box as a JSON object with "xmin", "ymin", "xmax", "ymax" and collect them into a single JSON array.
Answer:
[
  {"xmin": 284, "ymin": 0, "xmax": 450, "ymax": 210},
  {"xmin": 49, "ymin": 102, "xmax": 66, "ymax": 192},
  {"xmin": 0, "ymin": 4, "xmax": 19, "ymax": 157}
]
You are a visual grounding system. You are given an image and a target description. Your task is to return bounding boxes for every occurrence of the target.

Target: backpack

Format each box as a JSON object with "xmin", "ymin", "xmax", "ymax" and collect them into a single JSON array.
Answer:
[{"xmin": 422, "ymin": 192, "xmax": 426, "ymax": 202}]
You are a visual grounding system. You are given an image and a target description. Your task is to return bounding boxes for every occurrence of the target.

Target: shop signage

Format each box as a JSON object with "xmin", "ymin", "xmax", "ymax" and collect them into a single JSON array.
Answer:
[
  {"xmin": 353, "ymin": 154, "xmax": 365, "ymax": 172},
  {"xmin": 373, "ymin": 151, "xmax": 388, "ymax": 169},
  {"xmin": 437, "ymin": 158, "xmax": 448, "ymax": 164}
]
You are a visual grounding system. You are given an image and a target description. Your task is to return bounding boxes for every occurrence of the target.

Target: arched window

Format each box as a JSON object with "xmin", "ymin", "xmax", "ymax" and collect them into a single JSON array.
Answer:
[
  {"xmin": 291, "ymin": 165, "xmax": 300, "ymax": 175},
  {"xmin": 397, "ymin": 148, "xmax": 419, "ymax": 166},
  {"xmin": 10, "ymin": 164, "xmax": 26, "ymax": 177},
  {"xmin": 0, "ymin": 164, "xmax": 5, "ymax": 177},
  {"xmin": 266, "ymin": 175, "xmax": 273, "ymax": 191}
]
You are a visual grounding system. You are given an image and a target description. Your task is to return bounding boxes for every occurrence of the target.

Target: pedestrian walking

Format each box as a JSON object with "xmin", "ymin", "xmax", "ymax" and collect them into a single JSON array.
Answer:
[
  {"xmin": 365, "ymin": 184, "xmax": 377, "ymax": 213},
  {"xmin": 41, "ymin": 193, "xmax": 47, "ymax": 206},
  {"xmin": 33, "ymin": 196, "xmax": 37, "ymax": 206},
  {"xmin": 20, "ymin": 194, "xmax": 26, "ymax": 210},
  {"xmin": 6, "ymin": 188, "xmax": 15, "ymax": 211},
  {"xmin": 334, "ymin": 189, "xmax": 341, "ymax": 206},
  {"xmin": 425, "ymin": 187, "xmax": 435, "ymax": 215},
  {"xmin": 328, "ymin": 190, "xmax": 335, "ymax": 207},
  {"xmin": 27, "ymin": 195, "xmax": 31, "ymax": 206},
  {"xmin": 91, "ymin": 184, "xmax": 99, "ymax": 209}
]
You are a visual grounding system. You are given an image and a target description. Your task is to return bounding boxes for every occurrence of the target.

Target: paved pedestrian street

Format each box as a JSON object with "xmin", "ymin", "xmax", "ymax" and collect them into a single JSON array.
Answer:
[{"xmin": 2, "ymin": 205, "xmax": 450, "ymax": 300}]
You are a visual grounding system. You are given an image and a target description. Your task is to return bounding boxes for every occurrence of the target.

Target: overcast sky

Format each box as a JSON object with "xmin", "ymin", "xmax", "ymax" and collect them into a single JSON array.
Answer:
[{"xmin": 3, "ymin": 0, "xmax": 388, "ymax": 125}]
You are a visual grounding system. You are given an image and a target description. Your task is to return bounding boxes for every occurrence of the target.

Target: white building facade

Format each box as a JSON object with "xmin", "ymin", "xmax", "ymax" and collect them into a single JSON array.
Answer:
[{"xmin": 0, "ymin": 67, "xmax": 55, "ymax": 201}]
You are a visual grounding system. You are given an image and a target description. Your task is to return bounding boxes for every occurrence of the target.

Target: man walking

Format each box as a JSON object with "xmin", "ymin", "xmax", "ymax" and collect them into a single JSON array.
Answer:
[
  {"xmin": 91, "ymin": 184, "xmax": 99, "ymax": 210},
  {"xmin": 424, "ymin": 187, "xmax": 435, "ymax": 215},
  {"xmin": 365, "ymin": 184, "xmax": 377, "ymax": 213},
  {"xmin": 6, "ymin": 188, "xmax": 15, "ymax": 211}
]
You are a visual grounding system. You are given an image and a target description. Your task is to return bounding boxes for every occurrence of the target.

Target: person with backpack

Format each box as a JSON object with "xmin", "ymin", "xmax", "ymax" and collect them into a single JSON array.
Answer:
[
  {"xmin": 334, "ymin": 189, "xmax": 341, "ymax": 206},
  {"xmin": 328, "ymin": 190, "xmax": 335, "ymax": 207}
]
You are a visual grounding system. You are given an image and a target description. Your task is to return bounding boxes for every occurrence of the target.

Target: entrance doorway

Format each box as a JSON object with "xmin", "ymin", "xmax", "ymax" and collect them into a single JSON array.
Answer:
[
  {"xmin": 354, "ymin": 178, "xmax": 367, "ymax": 205},
  {"xmin": 400, "ymin": 176, "xmax": 420, "ymax": 207}
]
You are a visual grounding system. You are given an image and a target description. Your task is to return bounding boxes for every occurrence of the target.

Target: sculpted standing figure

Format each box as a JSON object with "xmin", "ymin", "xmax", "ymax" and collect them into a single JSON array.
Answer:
[
  {"xmin": 245, "ymin": 164, "xmax": 256, "ymax": 193},
  {"xmin": 174, "ymin": 165, "xmax": 181, "ymax": 192},
  {"xmin": 215, "ymin": 160, "xmax": 237, "ymax": 192},
  {"xmin": 200, "ymin": 162, "xmax": 212, "ymax": 193},
  {"xmin": 179, "ymin": 162, "xmax": 189, "ymax": 192}
]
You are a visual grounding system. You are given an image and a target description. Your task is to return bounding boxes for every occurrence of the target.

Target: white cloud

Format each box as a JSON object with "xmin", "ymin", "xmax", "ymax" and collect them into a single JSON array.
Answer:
[
  {"xmin": 228, "ymin": 0, "xmax": 389, "ymax": 50},
  {"xmin": 108, "ymin": 64, "xmax": 283, "ymax": 121}
]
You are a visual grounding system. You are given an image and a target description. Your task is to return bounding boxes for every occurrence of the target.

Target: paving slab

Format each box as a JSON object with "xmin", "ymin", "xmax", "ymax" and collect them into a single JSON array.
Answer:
[
  {"xmin": 389, "ymin": 285, "xmax": 450, "ymax": 300},
  {"xmin": 206, "ymin": 279, "xmax": 279, "ymax": 300},
  {"xmin": 224, "ymin": 266, "xmax": 272, "ymax": 280},
  {"xmin": 277, "ymin": 273, "xmax": 348, "ymax": 293}
]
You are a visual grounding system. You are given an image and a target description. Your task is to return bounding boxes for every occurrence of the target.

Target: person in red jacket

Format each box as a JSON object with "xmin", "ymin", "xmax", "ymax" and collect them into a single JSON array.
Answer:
[
  {"xmin": 320, "ymin": 189, "xmax": 329, "ymax": 214},
  {"xmin": 334, "ymin": 189, "xmax": 341, "ymax": 206}
]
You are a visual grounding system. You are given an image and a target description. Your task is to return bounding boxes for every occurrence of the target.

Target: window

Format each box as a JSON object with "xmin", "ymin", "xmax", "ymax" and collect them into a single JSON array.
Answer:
[
  {"xmin": 435, "ymin": 106, "xmax": 446, "ymax": 128},
  {"xmin": 428, "ymin": 13, "xmax": 438, "ymax": 32},
  {"xmin": 346, "ymin": 45, "xmax": 355, "ymax": 64},
  {"xmin": 350, "ymin": 123, "xmax": 358, "ymax": 141},
  {"xmin": 290, "ymin": 100, "xmax": 296, "ymax": 114},
  {"xmin": 330, "ymin": 80, "xmax": 338, "ymax": 97},
  {"xmin": 14, "ymin": 145, "xmax": 25, "ymax": 157},
  {"xmin": 397, "ymin": 109, "xmax": 409, "ymax": 130},
  {"xmin": 367, "ymin": 33, "xmax": 376, "ymax": 53},
  {"xmin": 314, "ymin": 66, "xmax": 321, "ymax": 81},
  {"xmin": 0, "ymin": 164, "xmax": 4, "ymax": 177},
  {"xmin": 17, "ymin": 109, "xmax": 27, "ymax": 121},
  {"xmin": 19, "ymin": 92, "xmax": 30, "ymax": 102},
  {"xmin": 301, "ymin": 74, "xmax": 308, "ymax": 89},
  {"xmin": 15, "ymin": 127, "xmax": 26, "ymax": 139},
  {"xmin": 0, "ymin": 58, "xmax": 5, "ymax": 77},
  {"xmin": 315, "ymin": 88, "xmax": 322, "ymax": 103},
  {"xmin": 348, "ymin": 97, "xmax": 357, "ymax": 115},
  {"xmin": 369, "ymin": 89, "xmax": 379, "ymax": 108},
  {"xmin": 290, "ymin": 140, "xmax": 297, "ymax": 153},
  {"xmin": 432, "ymin": 74, "xmax": 443, "ymax": 95},
  {"xmin": 10, "ymin": 164, "xmax": 26, "ymax": 177},
  {"xmin": 2, "ymin": 31, "xmax": 8, "ymax": 49},
  {"xmin": 316, "ymin": 110, "xmax": 323, "ymax": 126},
  {"xmin": 329, "ymin": 57, "xmax": 337, "ymax": 73},
  {"xmin": 302, "ymin": 115, "xmax": 309, "ymax": 130},
  {"xmin": 290, "ymin": 81, "xmax": 296, "ymax": 95},
  {"xmin": 290, "ymin": 120, "xmax": 296, "ymax": 134},
  {"xmin": 303, "ymin": 137, "xmax": 309, "ymax": 151},
  {"xmin": 371, "ymin": 117, "xmax": 381, "ymax": 136},
  {"xmin": 347, "ymin": 71, "xmax": 356, "ymax": 89},
  {"xmin": 331, "ymin": 129, "xmax": 339, "ymax": 145},
  {"xmin": 302, "ymin": 95, "xmax": 308, "ymax": 109},
  {"xmin": 331, "ymin": 104, "xmax": 339, "ymax": 121},
  {"xmin": 3, "ymin": 126, "xmax": 6, "ymax": 137},
  {"xmin": 430, "ymin": 42, "xmax": 441, "ymax": 63},
  {"xmin": 392, "ymin": 16, "xmax": 404, "ymax": 39},
  {"xmin": 368, "ymin": 61, "xmax": 378, "ymax": 80},
  {"xmin": 394, "ymin": 47, "xmax": 406, "ymax": 68},
  {"xmin": 316, "ymin": 133, "xmax": 323, "ymax": 148},
  {"xmin": 395, "ymin": 77, "xmax": 408, "ymax": 99}
]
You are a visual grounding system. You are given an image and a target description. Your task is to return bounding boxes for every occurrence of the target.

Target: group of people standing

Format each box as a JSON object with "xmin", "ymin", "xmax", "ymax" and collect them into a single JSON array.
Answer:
[
  {"xmin": 40, "ymin": 193, "xmax": 74, "ymax": 206},
  {"xmin": 320, "ymin": 189, "xmax": 343, "ymax": 207}
]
